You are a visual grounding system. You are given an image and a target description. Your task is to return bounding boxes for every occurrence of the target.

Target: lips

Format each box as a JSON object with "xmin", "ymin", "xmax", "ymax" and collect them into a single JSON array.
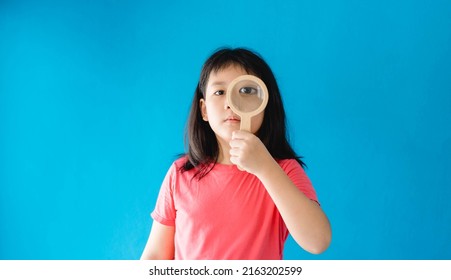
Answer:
[{"xmin": 225, "ymin": 115, "xmax": 240, "ymax": 121}]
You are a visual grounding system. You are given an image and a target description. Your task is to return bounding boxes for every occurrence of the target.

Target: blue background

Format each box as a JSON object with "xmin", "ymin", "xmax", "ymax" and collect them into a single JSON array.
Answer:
[{"xmin": 1, "ymin": 0, "xmax": 450, "ymax": 260}]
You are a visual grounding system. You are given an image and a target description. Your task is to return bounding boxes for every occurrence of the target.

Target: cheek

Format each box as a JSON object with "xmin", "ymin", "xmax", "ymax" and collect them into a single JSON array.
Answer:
[
  {"xmin": 251, "ymin": 112, "xmax": 265, "ymax": 134},
  {"xmin": 207, "ymin": 101, "xmax": 224, "ymax": 116}
]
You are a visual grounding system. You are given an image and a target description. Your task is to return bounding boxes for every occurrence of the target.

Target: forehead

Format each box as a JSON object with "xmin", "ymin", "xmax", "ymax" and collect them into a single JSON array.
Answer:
[{"xmin": 207, "ymin": 64, "xmax": 248, "ymax": 85}]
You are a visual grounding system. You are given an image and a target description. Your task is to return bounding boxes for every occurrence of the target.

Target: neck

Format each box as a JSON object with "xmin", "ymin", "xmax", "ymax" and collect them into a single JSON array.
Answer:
[{"xmin": 216, "ymin": 138, "xmax": 233, "ymax": 165}]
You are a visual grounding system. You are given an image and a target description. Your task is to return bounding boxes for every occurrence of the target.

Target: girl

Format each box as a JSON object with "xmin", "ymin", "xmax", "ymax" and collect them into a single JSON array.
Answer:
[{"xmin": 141, "ymin": 48, "xmax": 331, "ymax": 260}]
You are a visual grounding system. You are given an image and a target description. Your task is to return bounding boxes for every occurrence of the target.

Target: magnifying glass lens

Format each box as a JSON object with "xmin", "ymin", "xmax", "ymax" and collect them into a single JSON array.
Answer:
[{"xmin": 230, "ymin": 80, "xmax": 264, "ymax": 112}]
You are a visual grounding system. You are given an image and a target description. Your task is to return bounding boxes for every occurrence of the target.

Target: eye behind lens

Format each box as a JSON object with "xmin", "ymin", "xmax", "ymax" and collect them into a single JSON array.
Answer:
[{"xmin": 239, "ymin": 86, "xmax": 258, "ymax": 95}]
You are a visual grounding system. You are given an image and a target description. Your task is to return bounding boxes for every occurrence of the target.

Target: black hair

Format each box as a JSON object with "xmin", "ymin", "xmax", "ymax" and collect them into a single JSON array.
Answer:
[{"xmin": 182, "ymin": 47, "xmax": 305, "ymax": 179}]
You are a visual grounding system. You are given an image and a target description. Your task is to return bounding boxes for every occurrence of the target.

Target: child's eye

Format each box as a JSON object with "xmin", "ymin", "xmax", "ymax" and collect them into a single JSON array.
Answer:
[
  {"xmin": 213, "ymin": 90, "xmax": 225, "ymax": 96},
  {"xmin": 239, "ymin": 87, "xmax": 258, "ymax": 95}
]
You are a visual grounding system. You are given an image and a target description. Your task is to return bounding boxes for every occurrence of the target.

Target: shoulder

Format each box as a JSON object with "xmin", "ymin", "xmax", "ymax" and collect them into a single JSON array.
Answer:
[
  {"xmin": 278, "ymin": 159, "xmax": 318, "ymax": 202},
  {"xmin": 165, "ymin": 156, "xmax": 198, "ymax": 180},
  {"xmin": 173, "ymin": 156, "xmax": 189, "ymax": 169},
  {"xmin": 277, "ymin": 158, "xmax": 305, "ymax": 173}
]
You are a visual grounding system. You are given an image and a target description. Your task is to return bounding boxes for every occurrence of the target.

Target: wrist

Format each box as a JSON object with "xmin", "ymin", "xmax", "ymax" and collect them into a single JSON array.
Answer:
[{"xmin": 254, "ymin": 155, "xmax": 280, "ymax": 181}]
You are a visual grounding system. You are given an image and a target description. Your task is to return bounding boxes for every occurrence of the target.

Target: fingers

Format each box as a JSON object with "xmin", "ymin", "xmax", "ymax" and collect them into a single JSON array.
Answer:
[
  {"xmin": 230, "ymin": 130, "xmax": 253, "ymax": 150},
  {"xmin": 229, "ymin": 131, "xmax": 246, "ymax": 167},
  {"xmin": 229, "ymin": 130, "xmax": 252, "ymax": 150},
  {"xmin": 229, "ymin": 130, "xmax": 257, "ymax": 168},
  {"xmin": 231, "ymin": 130, "xmax": 252, "ymax": 140},
  {"xmin": 229, "ymin": 139, "xmax": 244, "ymax": 158},
  {"xmin": 229, "ymin": 130, "xmax": 270, "ymax": 174}
]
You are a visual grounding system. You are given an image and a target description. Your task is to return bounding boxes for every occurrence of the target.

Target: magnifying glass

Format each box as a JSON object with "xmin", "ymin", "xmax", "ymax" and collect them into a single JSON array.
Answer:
[
  {"xmin": 226, "ymin": 75, "xmax": 269, "ymax": 132},
  {"xmin": 226, "ymin": 75, "xmax": 269, "ymax": 171}
]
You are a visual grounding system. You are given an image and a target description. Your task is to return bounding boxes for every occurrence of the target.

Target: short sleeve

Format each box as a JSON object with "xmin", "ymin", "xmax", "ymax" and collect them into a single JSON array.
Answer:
[
  {"xmin": 280, "ymin": 159, "xmax": 319, "ymax": 204},
  {"xmin": 150, "ymin": 163, "xmax": 177, "ymax": 226}
]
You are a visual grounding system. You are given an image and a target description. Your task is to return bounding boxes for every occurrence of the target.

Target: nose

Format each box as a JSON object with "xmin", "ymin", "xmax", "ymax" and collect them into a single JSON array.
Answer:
[{"xmin": 224, "ymin": 98, "xmax": 230, "ymax": 110}]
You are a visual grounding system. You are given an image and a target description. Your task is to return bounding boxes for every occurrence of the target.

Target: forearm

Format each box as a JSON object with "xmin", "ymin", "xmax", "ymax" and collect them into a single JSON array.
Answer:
[
  {"xmin": 255, "ymin": 158, "xmax": 331, "ymax": 254},
  {"xmin": 140, "ymin": 221, "xmax": 175, "ymax": 260}
]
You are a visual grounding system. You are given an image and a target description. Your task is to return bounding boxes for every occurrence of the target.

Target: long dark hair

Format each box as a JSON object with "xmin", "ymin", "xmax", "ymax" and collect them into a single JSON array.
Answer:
[{"xmin": 182, "ymin": 47, "xmax": 305, "ymax": 178}]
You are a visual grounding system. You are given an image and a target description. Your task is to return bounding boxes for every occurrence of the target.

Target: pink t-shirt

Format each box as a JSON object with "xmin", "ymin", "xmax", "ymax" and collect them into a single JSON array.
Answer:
[{"xmin": 151, "ymin": 157, "xmax": 318, "ymax": 260}]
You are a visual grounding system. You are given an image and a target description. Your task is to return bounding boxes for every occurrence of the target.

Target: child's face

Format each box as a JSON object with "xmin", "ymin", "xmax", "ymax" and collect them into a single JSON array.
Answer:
[{"xmin": 200, "ymin": 64, "xmax": 264, "ymax": 145}]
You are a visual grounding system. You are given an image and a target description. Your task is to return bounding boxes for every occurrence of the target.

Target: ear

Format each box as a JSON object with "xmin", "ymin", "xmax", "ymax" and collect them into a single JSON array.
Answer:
[{"xmin": 199, "ymin": 98, "xmax": 208, "ymax": 121}]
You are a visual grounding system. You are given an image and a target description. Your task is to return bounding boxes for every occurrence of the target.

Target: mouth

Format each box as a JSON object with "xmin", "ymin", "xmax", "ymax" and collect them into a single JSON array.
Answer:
[{"xmin": 225, "ymin": 116, "xmax": 241, "ymax": 122}]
